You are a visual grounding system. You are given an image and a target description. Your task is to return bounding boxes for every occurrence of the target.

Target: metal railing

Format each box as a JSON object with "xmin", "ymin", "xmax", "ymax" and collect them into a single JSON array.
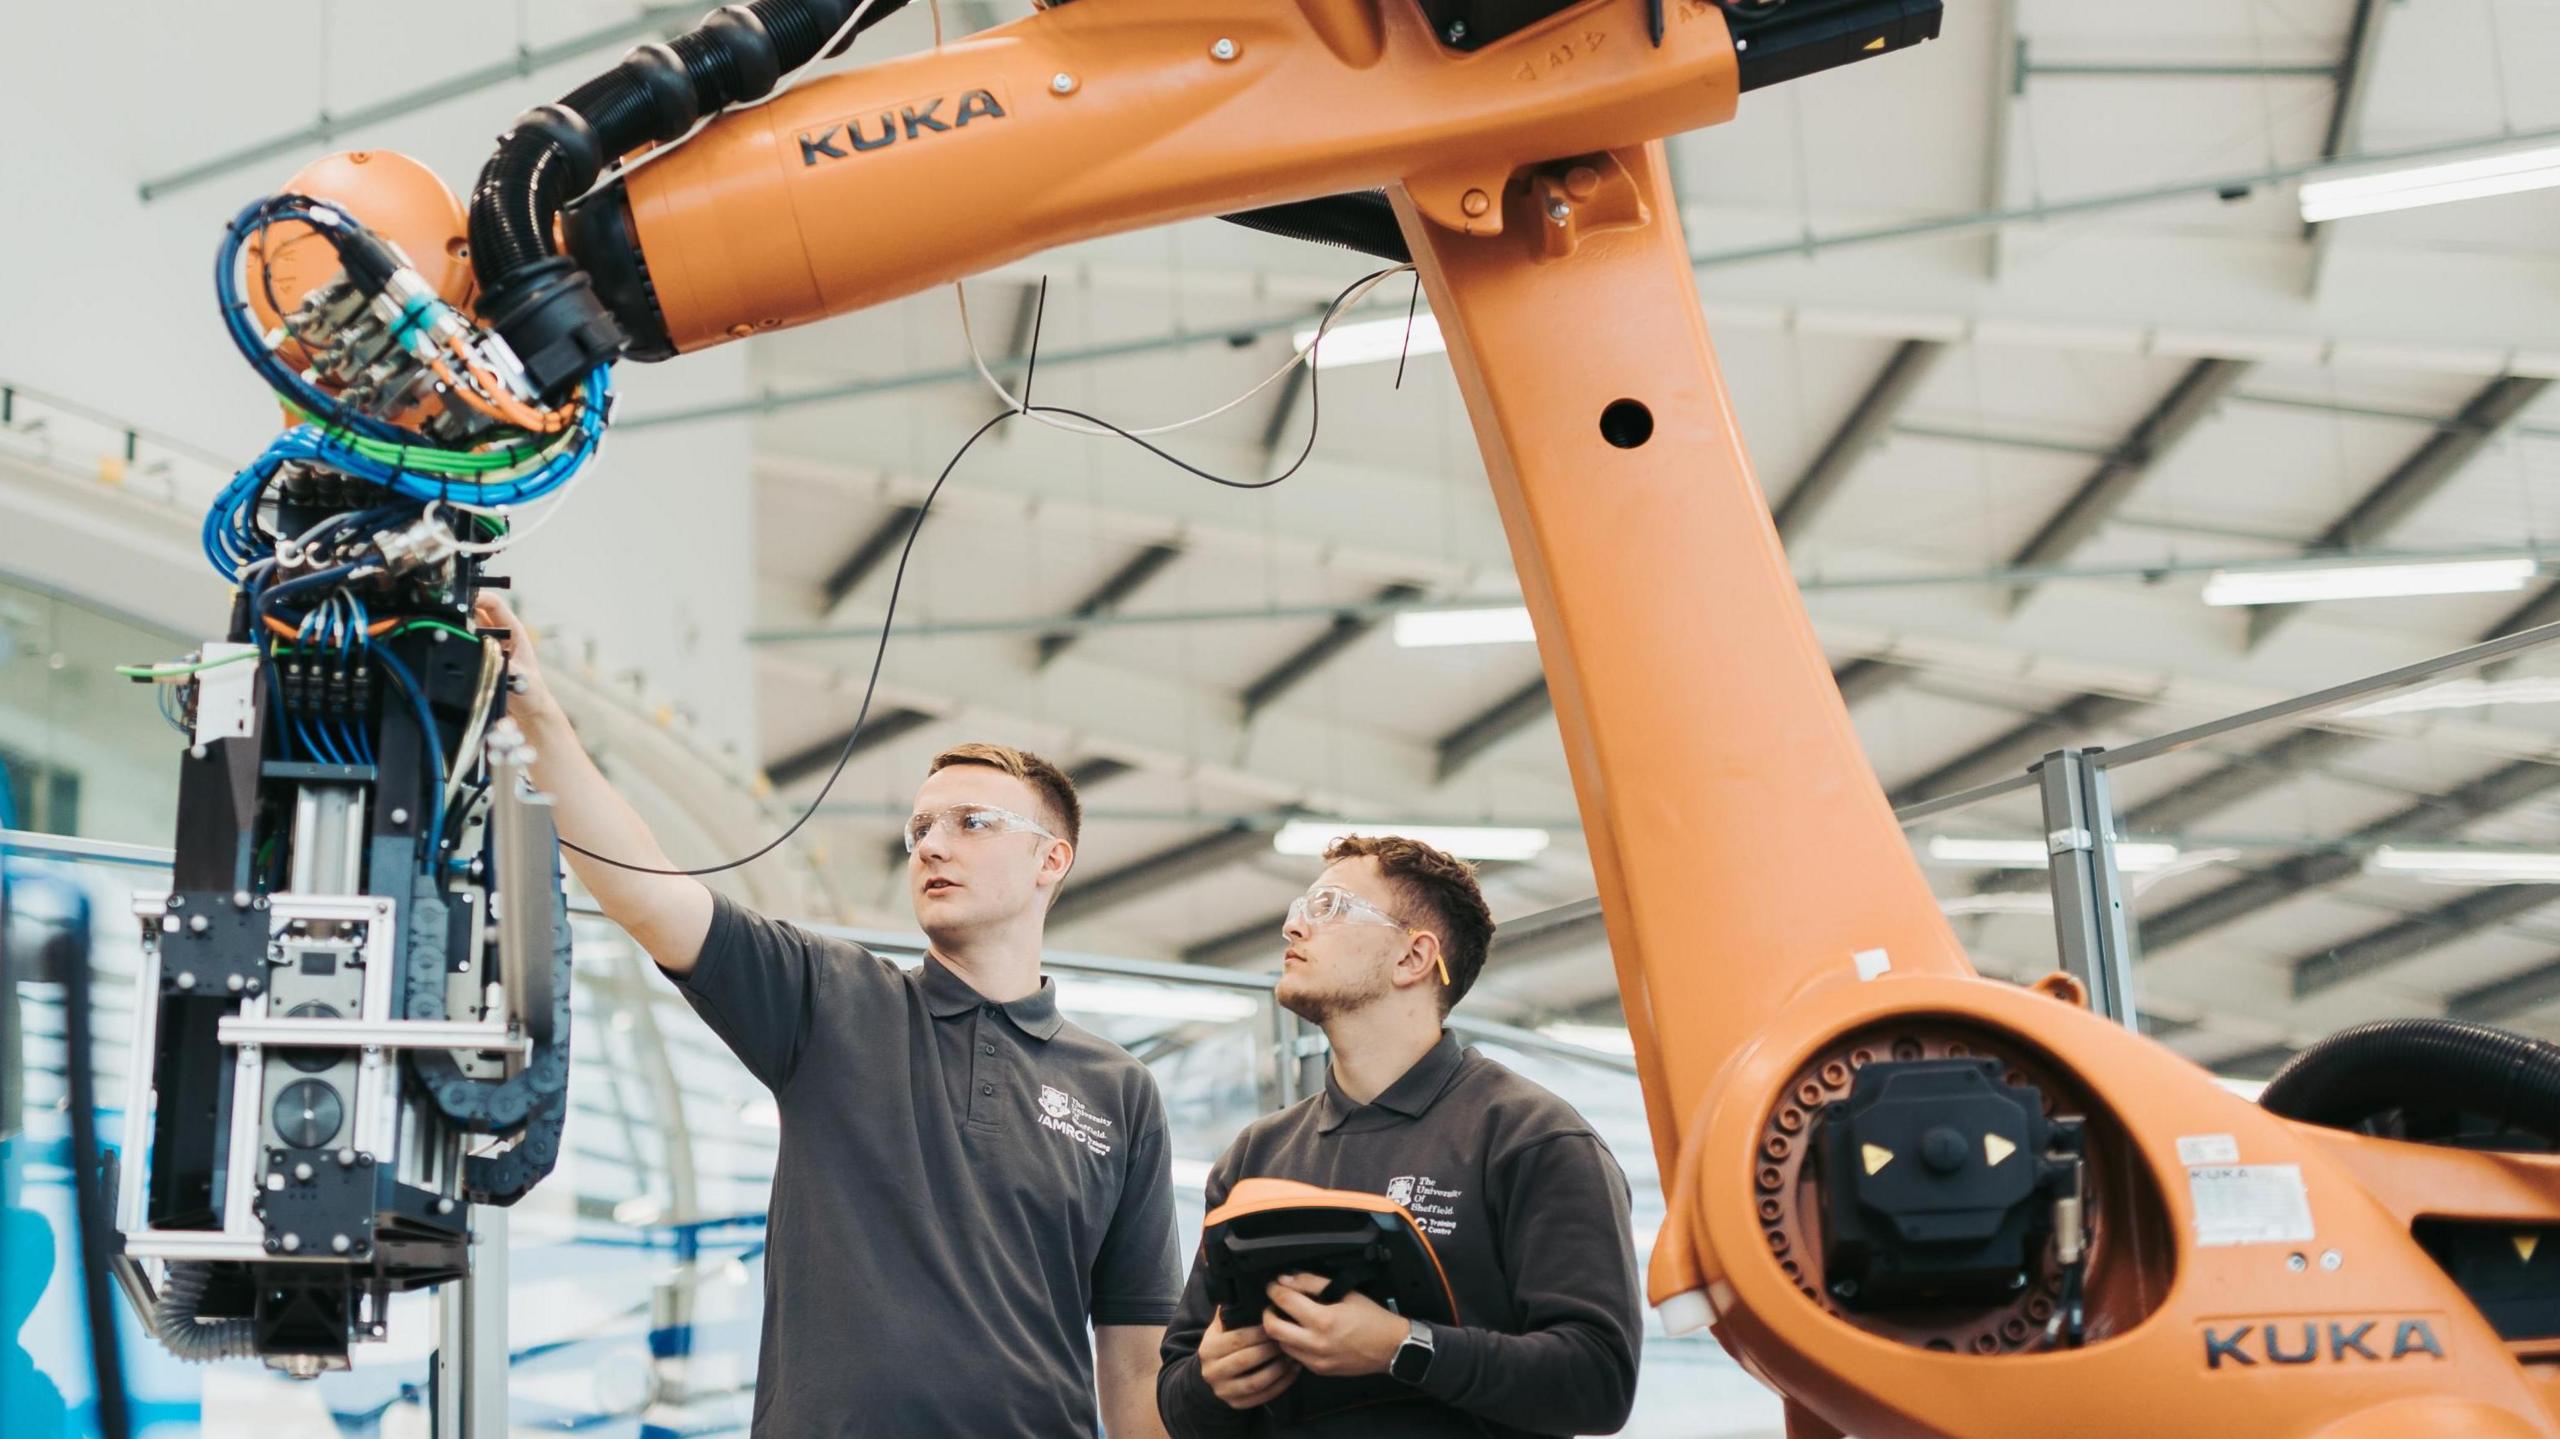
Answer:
[{"xmin": 1890, "ymin": 619, "xmax": 2560, "ymax": 1031}]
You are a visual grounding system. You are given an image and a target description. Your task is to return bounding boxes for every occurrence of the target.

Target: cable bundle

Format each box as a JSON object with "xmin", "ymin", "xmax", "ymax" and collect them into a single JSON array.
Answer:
[{"xmin": 205, "ymin": 194, "xmax": 615, "ymax": 581}]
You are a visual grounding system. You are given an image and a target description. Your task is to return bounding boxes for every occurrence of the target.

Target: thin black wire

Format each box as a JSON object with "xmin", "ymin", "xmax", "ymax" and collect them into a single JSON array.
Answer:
[
  {"xmin": 558, "ymin": 406, "xmax": 1010, "ymax": 878},
  {"xmin": 1020, "ymin": 276, "xmax": 1049, "ymax": 411},
  {"xmin": 1393, "ymin": 271, "xmax": 1422, "ymax": 391},
  {"xmin": 563, "ymin": 264, "xmax": 1401, "ymax": 876}
]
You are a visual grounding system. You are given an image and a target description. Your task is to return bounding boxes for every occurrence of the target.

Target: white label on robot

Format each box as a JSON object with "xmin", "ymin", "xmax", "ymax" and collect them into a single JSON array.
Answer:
[
  {"xmin": 1852, "ymin": 948, "xmax": 1892, "ymax": 981},
  {"xmin": 2188, "ymin": 1164, "xmax": 2314, "ymax": 1247},
  {"xmin": 2176, "ymin": 1133, "xmax": 2240, "ymax": 1166},
  {"xmin": 193, "ymin": 641, "xmax": 261, "ymax": 744}
]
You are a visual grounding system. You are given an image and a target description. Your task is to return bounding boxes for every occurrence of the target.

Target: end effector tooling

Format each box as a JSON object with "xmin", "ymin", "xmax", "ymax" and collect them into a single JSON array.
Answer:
[{"xmin": 116, "ymin": 682, "xmax": 573, "ymax": 1375}]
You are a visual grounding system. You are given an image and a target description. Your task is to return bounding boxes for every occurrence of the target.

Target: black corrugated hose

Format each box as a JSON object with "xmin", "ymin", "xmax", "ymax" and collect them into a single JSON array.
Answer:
[
  {"xmin": 466, "ymin": 1, "xmax": 911, "ymax": 392},
  {"xmin": 479, "ymin": 1, "xmax": 1414, "ymax": 379},
  {"xmin": 2259, "ymin": 1018, "xmax": 2560, "ymax": 1145}
]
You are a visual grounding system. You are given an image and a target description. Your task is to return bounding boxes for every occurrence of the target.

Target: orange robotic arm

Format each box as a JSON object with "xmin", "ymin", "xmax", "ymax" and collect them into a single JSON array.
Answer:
[{"xmin": 300, "ymin": 2, "xmax": 2560, "ymax": 1433}]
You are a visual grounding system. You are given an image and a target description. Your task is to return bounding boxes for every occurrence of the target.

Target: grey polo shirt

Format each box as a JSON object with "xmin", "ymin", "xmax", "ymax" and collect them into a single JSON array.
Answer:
[
  {"xmin": 1158, "ymin": 1032, "xmax": 1643, "ymax": 1438},
  {"xmin": 670, "ymin": 894, "xmax": 1181, "ymax": 1437}
]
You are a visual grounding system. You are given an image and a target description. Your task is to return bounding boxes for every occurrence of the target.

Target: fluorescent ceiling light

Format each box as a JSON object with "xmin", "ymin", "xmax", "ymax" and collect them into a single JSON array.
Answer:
[
  {"xmin": 2341, "ymin": 675, "xmax": 2560, "ymax": 718},
  {"xmin": 1053, "ymin": 977, "xmax": 1259, "ymax": 1024},
  {"xmin": 1538, "ymin": 1022, "xmax": 1637, "ymax": 1056},
  {"xmin": 1924, "ymin": 835, "xmax": 2180, "ymax": 872},
  {"xmin": 2201, "ymin": 558, "xmax": 2537, "ymax": 607},
  {"xmin": 2300, "ymin": 142, "xmax": 2560, "ymax": 223},
  {"xmin": 1274, "ymin": 820, "xmax": 1552, "ymax": 862},
  {"xmin": 1393, "ymin": 606, "xmax": 1536, "ymax": 648},
  {"xmin": 2365, "ymin": 845, "xmax": 2560, "ymax": 885},
  {"xmin": 1294, "ymin": 313, "xmax": 1445, "ymax": 371}
]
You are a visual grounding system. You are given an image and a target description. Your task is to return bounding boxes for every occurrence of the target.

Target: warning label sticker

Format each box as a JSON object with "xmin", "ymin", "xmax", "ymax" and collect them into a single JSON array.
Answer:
[
  {"xmin": 2189, "ymin": 1164, "xmax": 2315, "ymax": 1247},
  {"xmin": 2176, "ymin": 1133, "xmax": 2240, "ymax": 1166}
]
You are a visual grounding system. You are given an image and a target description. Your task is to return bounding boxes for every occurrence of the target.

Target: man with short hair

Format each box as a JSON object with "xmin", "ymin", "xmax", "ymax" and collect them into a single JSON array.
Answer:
[
  {"xmin": 481, "ymin": 594, "xmax": 1178, "ymax": 1439},
  {"xmin": 1157, "ymin": 834, "xmax": 1644, "ymax": 1437}
]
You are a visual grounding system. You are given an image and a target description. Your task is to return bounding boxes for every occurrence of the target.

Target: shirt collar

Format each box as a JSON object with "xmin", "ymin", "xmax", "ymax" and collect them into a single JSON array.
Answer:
[
  {"xmin": 919, "ymin": 952, "xmax": 1065, "ymax": 1041},
  {"xmin": 1317, "ymin": 1030, "xmax": 1467, "ymax": 1133}
]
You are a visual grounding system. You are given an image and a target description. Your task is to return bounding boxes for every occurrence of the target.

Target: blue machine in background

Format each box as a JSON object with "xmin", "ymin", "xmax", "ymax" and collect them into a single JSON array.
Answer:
[{"xmin": 4, "ymin": 853, "xmax": 131, "ymax": 1438}]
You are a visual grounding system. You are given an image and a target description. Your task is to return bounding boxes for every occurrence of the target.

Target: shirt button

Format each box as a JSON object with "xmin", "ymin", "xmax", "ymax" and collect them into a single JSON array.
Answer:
[
  {"xmin": 981, "ymin": 1043, "xmax": 995, "ymax": 1056},
  {"xmin": 981, "ymin": 1083, "xmax": 994, "ymax": 1096}
]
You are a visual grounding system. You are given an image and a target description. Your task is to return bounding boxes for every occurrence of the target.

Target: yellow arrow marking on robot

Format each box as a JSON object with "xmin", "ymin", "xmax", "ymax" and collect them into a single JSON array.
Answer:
[
  {"xmin": 1862, "ymin": 1143, "xmax": 1895, "ymax": 1176},
  {"xmin": 2518, "ymin": 1233, "xmax": 2542, "ymax": 1264},
  {"xmin": 1864, "ymin": 37, "xmax": 1886, "ymax": 52},
  {"xmin": 1984, "ymin": 1133, "xmax": 2017, "ymax": 1167}
]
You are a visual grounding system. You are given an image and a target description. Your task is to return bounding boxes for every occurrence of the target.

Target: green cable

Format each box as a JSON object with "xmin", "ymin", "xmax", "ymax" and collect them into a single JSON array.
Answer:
[
  {"xmin": 122, "ymin": 620, "xmax": 482, "ymax": 680},
  {"xmin": 395, "ymin": 619, "xmax": 483, "ymax": 646},
  {"xmin": 115, "ymin": 651, "xmax": 261, "ymax": 680},
  {"xmin": 280, "ymin": 403, "xmax": 576, "ymax": 477}
]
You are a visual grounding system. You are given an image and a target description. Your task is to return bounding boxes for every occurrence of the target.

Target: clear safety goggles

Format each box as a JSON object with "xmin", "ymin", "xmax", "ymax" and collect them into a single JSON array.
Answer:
[
  {"xmin": 902, "ymin": 803, "xmax": 1059, "ymax": 855},
  {"xmin": 1285, "ymin": 885, "xmax": 1451, "ymax": 985}
]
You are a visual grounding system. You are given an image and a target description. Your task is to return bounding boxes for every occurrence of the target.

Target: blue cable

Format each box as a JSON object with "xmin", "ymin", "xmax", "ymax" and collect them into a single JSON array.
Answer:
[
  {"xmin": 205, "ymin": 193, "xmax": 616, "ymax": 583},
  {"xmin": 341, "ymin": 595, "xmax": 375, "ymax": 767},
  {"xmin": 372, "ymin": 645, "xmax": 446, "ymax": 867},
  {"xmin": 213, "ymin": 197, "xmax": 415, "ymax": 446}
]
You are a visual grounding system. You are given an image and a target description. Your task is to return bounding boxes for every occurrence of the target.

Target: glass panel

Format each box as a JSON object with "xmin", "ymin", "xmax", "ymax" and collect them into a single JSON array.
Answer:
[
  {"xmin": 0, "ymin": 576, "xmax": 186, "ymax": 845},
  {"xmin": 1456, "ymin": 1031, "xmax": 1787, "ymax": 1438}
]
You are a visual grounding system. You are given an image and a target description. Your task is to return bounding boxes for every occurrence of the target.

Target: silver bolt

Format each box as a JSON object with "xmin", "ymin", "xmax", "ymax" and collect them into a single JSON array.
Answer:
[
  {"xmin": 189, "ymin": 914, "xmax": 209, "ymax": 933},
  {"xmin": 2285, "ymin": 1252, "xmax": 2309, "ymax": 1272},
  {"xmin": 294, "ymin": 1162, "xmax": 314, "ymax": 1182},
  {"xmin": 1050, "ymin": 72, "xmax": 1078, "ymax": 95},
  {"xmin": 1736, "ymin": 37, "xmax": 1750, "ymax": 52},
  {"xmin": 337, "ymin": 1148, "xmax": 357, "ymax": 1168},
  {"xmin": 389, "ymin": 808, "xmax": 409, "ymax": 826},
  {"xmin": 2320, "ymin": 1250, "xmax": 2343, "ymax": 1271},
  {"xmin": 266, "ymin": 1173, "xmax": 285, "ymax": 1192},
  {"xmin": 281, "ymin": 1233, "xmax": 302, "ymax": 1253},
  {"xmin": 226, "ymin": 974, "xmax": 244, "ymax": 993},
  {"xmin": 1546, "ymin": 198, "xmax": 1572, "ymax": 225},
  {"xmin": 371, "ymin": 1323, "xmax": 385, "ymax": 1337},
  {"xmin": 1445, "ymin": 20, "xmax": 1468, "ymax": 43},
  {"xmin": 233, "ymin": 890, "xmax": 253, "ymax": 909},
  {"xmin": 190, "ymin": 744, "xmax": 209, "ymax": 760},
  {"xmin": 436, "ymin": 1198, "xmax": 455, "ymax": 1215},
  {"xmin": 1210, "ymin": 37, "xmax": 1238, "ymax": 61},
  {"xmin": 331, "ymin": 1234, "xmax": 351, "ymax": 1254},
  {"xmin": 176, "ymin": 972, "xmax": 197, "ymax": 990}
]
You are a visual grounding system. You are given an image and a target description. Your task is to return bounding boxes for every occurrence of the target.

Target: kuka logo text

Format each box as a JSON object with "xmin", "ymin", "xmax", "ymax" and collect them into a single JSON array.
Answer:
[
  {"xmin": 2202, "ymin": 1318, "xmax": 2444, "ymax": 1369},
  {"xmin": 799, "ymin": 89, "xmax": 1006, "ymax": 165}
]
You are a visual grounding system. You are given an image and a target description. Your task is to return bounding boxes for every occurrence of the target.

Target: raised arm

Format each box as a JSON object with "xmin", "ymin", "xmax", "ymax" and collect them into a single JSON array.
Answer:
[{"xmin": 474, "ymin": 593, "xmax": 714, "ymax": 976}]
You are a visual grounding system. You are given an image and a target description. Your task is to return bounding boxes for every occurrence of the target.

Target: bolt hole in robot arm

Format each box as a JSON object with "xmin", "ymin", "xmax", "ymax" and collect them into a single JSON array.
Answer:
[{"xmin": 112, "ymin": 2, "xmax": 2560, "ymax": 1434}]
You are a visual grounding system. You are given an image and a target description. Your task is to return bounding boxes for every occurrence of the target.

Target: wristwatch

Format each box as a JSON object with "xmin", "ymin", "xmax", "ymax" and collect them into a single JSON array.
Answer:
[{"xmin": 1388, "ymin": 1317, "xmax": 1436, "ymax": 1384}]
